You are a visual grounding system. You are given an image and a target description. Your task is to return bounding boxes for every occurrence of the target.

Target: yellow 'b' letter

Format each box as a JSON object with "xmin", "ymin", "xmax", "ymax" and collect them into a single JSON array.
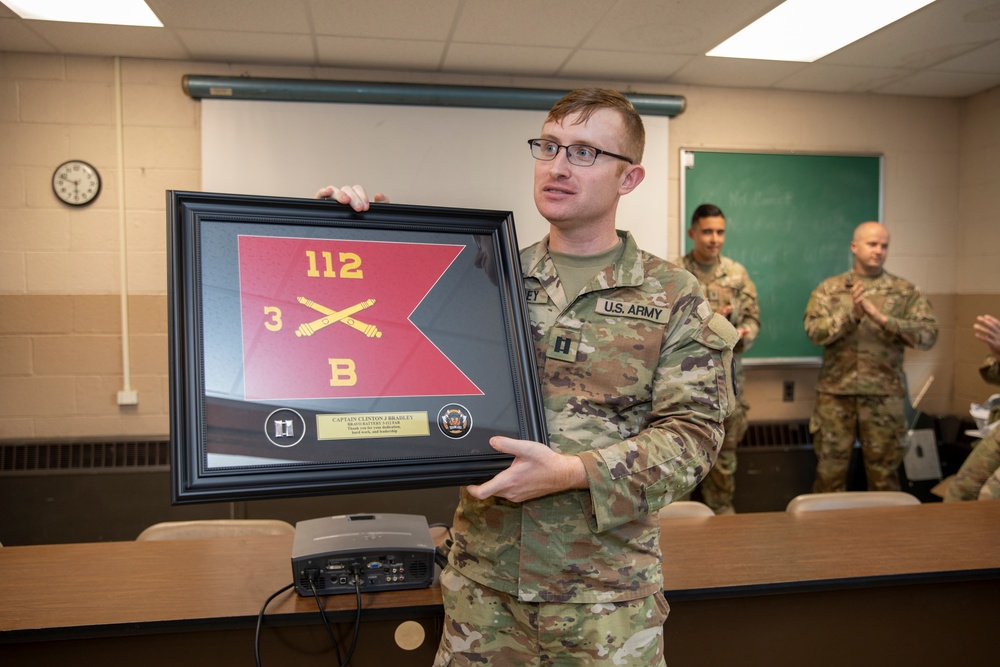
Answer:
[{"xmin": 328, "ymin": 358, "xmax": 357, "ymax": 386}]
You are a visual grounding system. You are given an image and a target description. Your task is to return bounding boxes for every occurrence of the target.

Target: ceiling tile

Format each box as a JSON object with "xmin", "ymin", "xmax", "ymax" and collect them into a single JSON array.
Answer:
[
  {"xmin": 316, "ymin": 36, "xmax": 445, "ymax": 70},
  {"xmin": 773, "ymin": 63, "xmax": 910, "ymax": 94},
  {"xmin": 585, "ymin": 0, "xmax": 781, "ymax": 54},
  {"xmin": 442, "ymin": 43, "xmax": 572, "ymax": 76},
  {"xmin": 176, "ymin": 30, "xmax": 315, "ymax": 64},
  {"xmin": 670, "ymin": 55, "xmax": 804, "ymax": 89},
  {"xmin": 453, "ymin": 0, "xmax": 611, "ymax": 47},
  {"xmin": 146, "ymin": 0, "xmax": 312, "ymax": 33},
  {"xmin": 559, "ymin": 49, "xmax": 690, "ymax": 82},
  {"xmin": 21, "ymin": 23, "xmax": 189, "ymax": 60},
  {"xmin": 0, "ymin": 17, "xmax": 57, "ymax": 53},
  {"xmin": 824, "ymin": 0, "xmax": 1000, "ymax": 69},
  {"xmin": 932, "ymin": 39, "xmax": 1000, "ymax": 74},
  {"xmin": 874, "ymin": 69, "xmax": 1000, "ymax": 97},
  {"xmin": 307, "ymin": 0, "xmax": 461, "ymax": 40}
]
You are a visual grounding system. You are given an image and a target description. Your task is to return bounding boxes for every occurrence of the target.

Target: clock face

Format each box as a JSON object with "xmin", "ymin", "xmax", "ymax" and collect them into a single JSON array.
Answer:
[{"xmin": 52, "ymin": 160, "xmax": 101, "ymax": 206}]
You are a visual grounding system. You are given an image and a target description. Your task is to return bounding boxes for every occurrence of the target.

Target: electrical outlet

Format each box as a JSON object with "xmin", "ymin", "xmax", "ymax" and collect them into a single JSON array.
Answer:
[{"xmin": 782, "ymin": 381, "xmax": 794, "ymax": 402}]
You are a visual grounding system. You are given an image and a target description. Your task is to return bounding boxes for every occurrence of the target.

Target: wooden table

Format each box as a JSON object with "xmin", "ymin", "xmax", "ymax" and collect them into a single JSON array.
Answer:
[
  {"xmin": 2, "ymin": 502, "xmax": 997, "ymax": 666},
  {"xmin": 658, "ymin": 501, "xmax": 1000, "ymax": 666}
]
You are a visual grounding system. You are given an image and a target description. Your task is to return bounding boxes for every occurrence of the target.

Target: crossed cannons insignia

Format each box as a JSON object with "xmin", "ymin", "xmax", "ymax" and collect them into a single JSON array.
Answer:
[{"xmin": 294, "ymin": 296, "xmax": 382, "ymax": 339}]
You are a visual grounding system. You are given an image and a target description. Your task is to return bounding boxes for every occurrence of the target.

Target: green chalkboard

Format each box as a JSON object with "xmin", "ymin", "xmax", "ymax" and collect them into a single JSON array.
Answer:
[{"xmin": 682, "ymin": 150, "xmax": 881, "ymax": 362}]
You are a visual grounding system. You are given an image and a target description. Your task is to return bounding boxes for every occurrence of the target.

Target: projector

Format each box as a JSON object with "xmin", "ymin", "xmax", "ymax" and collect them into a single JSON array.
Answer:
[{"xmin": 291, "ymin": 513, "xmax": 436, "ymax": 596}]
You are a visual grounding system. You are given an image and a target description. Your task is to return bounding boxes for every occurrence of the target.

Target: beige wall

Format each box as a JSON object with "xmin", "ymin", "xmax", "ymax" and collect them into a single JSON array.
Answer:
[{"xmin": 1, "ymin": 52, "xmax": 998, "ymax": 439}]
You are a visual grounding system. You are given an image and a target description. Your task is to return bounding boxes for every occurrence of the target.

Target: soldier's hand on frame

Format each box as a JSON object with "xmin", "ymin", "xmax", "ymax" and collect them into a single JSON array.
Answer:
[
  {"xmin": 466, "ymin": 436, "xmax": 587, "ymax": 503},
  {"xmin": 315, "ymin": 184, "xmax": 389, "ymax": 211}
]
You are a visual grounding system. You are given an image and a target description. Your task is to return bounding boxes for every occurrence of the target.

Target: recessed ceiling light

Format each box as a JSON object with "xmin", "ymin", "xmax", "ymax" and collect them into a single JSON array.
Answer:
[
  {"xmin": 707, "ymin": 0, "xmax": 936, "ymax": 62},
  {"xmin": 4, "ymin": 0, "xmax": 163, "ymax": 27}
]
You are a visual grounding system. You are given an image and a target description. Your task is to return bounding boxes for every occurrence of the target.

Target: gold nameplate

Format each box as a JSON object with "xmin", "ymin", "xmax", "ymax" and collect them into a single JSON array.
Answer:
[{"xmin": 317, "ymin": 412, "xmax": 430, "ymax": 440}]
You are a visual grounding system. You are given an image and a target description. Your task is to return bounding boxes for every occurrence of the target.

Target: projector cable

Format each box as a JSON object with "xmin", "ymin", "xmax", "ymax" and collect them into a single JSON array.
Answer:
[
  {"xmin": 308, "ymin": 573, "xmax": 363, "ymax": 666},
  {"xmin": 254, "ymin": 582, "xmax": 294, "ymax": 667}
]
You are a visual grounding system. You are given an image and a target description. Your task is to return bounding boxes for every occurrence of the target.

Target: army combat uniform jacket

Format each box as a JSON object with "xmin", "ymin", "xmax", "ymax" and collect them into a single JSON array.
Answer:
[
  {"xmin": 449, "ymin": 231, "xmax": 738, "ymax": 604},
  {"xmin": 677, "ymin": 253, "xmax": 761, "ymax": 385},
  {"xmin": 804, "ymin": 270, "xmax": 938, "ymax": 397},
  {"xmin": 981, "ymin": 356, "xmax": 1000, "ymax": 423},
  {"xmin": 983, "ymin": 355, "xmax": 1000, "ymax": 387}
]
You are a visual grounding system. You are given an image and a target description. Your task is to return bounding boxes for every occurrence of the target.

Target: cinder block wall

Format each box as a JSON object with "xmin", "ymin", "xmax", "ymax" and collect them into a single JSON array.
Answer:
[
  {"xmin": 1, "ymin": 54, "xmax": 200, "ymax": 439},
  {"xmin": 1, "ymin": 53, "xmax": 999, "ymax": 440}
]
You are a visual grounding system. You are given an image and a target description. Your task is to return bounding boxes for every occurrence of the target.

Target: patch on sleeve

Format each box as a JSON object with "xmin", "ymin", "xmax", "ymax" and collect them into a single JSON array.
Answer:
[
  {"xmin": 697, "ymin": 300, "xmax": 712, "ymax": 321},
  {"xmin": 704, "ymin": 313, "xmax": 740, "ymax": 349},
  {"xmin": 596, "ymin": 298, "xmax": 670, "ymax": 323}
]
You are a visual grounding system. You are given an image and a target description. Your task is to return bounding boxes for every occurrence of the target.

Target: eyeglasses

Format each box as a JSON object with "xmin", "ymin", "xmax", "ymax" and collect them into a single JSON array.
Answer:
[{"xmin": 527, "ymin": 139, "xmax": 634, "ymax": 167}]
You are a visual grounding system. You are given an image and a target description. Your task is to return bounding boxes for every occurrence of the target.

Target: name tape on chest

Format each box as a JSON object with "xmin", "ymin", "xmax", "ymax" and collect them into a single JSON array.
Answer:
[
  {"xmin": 596, "ymin": 298, "xmax": 670, "ymax": 324},
  {"xmin": 525, "ymin": 288, "xmax": 549, "ymax": 304}
]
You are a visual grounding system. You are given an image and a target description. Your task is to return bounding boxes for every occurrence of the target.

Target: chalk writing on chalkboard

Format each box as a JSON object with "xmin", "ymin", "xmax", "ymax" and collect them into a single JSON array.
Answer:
[{"xmin": 682, "ymin": 150, "xmax": 881, "ymax": 363}]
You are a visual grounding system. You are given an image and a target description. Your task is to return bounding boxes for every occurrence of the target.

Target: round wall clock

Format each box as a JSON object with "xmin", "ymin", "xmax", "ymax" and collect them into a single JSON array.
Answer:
[{"xmin": 52, "ymin": 160, "xmax": 101, "ymax": 206}]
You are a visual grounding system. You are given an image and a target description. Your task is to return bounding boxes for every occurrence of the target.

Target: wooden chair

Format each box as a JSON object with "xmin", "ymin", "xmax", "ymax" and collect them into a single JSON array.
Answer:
[
  {"xmin": 135, "ymin": 519, "xmax": 295, "ymax": 541},
  {"xmin": 658, "ymin": 501, "xmax": 716, "ymax": 518},
  {"xmin": 785, "ymin": 491, "xmax": 920, "ymax": 513}
]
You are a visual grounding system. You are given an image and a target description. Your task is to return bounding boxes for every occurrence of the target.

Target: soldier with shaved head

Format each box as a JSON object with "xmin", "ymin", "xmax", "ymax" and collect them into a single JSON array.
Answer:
[{"xmin": 804, "ymin": 221, "xmax": 938, "ymax": 493}]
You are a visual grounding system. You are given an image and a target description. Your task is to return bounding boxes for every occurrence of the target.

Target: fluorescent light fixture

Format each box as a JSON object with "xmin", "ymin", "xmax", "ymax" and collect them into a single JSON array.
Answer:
[
  {"xmin": 4, "ymin": 0, "xmax": 163, "ymax": 27},
  {"xmin": 707, "ymin": 0, "xmax": 936, "ymax": 62}
]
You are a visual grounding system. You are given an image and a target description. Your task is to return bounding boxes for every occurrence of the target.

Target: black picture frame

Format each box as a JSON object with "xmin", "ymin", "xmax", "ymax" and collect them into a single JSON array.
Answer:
[{"xmin": 168, "ymin": 190, "xmax": 546, "ymax": 504}]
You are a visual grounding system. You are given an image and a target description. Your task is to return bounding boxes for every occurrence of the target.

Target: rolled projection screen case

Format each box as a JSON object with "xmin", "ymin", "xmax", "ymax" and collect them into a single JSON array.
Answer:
[{"xmin": 291, "ymin": 513, "xmax": 436, "ymax": 595}]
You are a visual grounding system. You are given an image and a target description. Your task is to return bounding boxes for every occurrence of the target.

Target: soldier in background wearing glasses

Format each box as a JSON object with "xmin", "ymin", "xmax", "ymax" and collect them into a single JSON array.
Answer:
[{"xmin": 318, "ymin": 88, "xmax": 737, "ymax": 666}]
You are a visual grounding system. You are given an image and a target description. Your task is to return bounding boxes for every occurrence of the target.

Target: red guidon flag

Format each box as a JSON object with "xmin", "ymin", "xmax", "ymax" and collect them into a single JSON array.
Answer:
[{"xmin": 237, "ymin": 235, "xmax": 483, "ymax": 401}]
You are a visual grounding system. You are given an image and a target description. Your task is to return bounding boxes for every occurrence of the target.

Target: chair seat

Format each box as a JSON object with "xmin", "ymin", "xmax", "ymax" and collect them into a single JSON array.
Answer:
[{"xmin": 785, "ymin": 491, "xmax": 920, "ymax": 513}]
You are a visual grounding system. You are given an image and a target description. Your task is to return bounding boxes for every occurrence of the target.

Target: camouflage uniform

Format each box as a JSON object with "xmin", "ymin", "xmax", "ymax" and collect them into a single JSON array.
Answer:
[
  {"xmin": 804, "ymin": 270, "xmax": 938, "ymax": 492},
  {"xmin": 435, "ymin": 231, "xmax": 738, "ymax": 666},
  {"xmin": 944, "ymin": 356, "xmax": 1000, "ymax": 502},
  {"xmin": 676, "ymin": 253, "xmax": 761, "ymax": 514}
]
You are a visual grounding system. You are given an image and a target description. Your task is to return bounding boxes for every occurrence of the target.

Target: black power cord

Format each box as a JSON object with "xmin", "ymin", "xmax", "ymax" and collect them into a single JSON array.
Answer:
[
  {"xmin": 309, "ymin": 572, "xmax": 363, "ymax": 666},
  {"xmin": 255, "ymin": 571, "xmax": 365, "ymax": 667},
  {"xmin": 254, "ymin": 582, "xmax": 294, "ymax": 667}
]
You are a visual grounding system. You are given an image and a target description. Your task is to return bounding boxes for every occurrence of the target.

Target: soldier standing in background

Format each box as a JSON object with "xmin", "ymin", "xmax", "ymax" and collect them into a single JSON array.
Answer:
[
  {"xmin": 804, "ymin": 221, "xmax": 938, "ymax": 492},
  {"xmin": 675, "ymin": 203, "xmax": 761, "ymax": 513}
]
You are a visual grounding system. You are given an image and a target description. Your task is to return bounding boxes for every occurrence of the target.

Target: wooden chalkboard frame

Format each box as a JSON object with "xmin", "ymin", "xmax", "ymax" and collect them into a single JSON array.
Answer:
[{"xmin": 679, "ymin": 149, "xmax": 883, "ymax": 365}]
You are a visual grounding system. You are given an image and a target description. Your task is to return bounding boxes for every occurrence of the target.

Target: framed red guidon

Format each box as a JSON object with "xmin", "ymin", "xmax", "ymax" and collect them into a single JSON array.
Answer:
[{"xmin": 168, "ymin": 190, "xmax": 546, "ymax": 504}]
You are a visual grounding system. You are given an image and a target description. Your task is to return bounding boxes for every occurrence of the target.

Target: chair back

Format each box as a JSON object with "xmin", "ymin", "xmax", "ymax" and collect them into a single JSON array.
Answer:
[
  {"xmin": 658, "ymin": 501, "xmax": 716, "ymax": 518},
  {"xmin": 785, "ymin": 491, "xmax": 920, "ymax": 513},
  {"xmin": 135, "ymin": 519, "xmax": 295, "ymax": 541}
]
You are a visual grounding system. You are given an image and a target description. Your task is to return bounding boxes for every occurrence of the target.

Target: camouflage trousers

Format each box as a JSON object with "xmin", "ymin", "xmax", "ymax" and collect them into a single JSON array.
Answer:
[
  {"xmin": 433, "ymin": 566, "xmax": 669, "ymax": 666},
  {"xmin": 696, "ymin": 398, "xmax": 748, "ymax": 514},
  {"xmin": 809, "ymin": 393, "xmax": 907, "ymax": 492},
  {"xmin": 944, "ymin": 423, "xmax": 1000, "ymax": 501}
]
